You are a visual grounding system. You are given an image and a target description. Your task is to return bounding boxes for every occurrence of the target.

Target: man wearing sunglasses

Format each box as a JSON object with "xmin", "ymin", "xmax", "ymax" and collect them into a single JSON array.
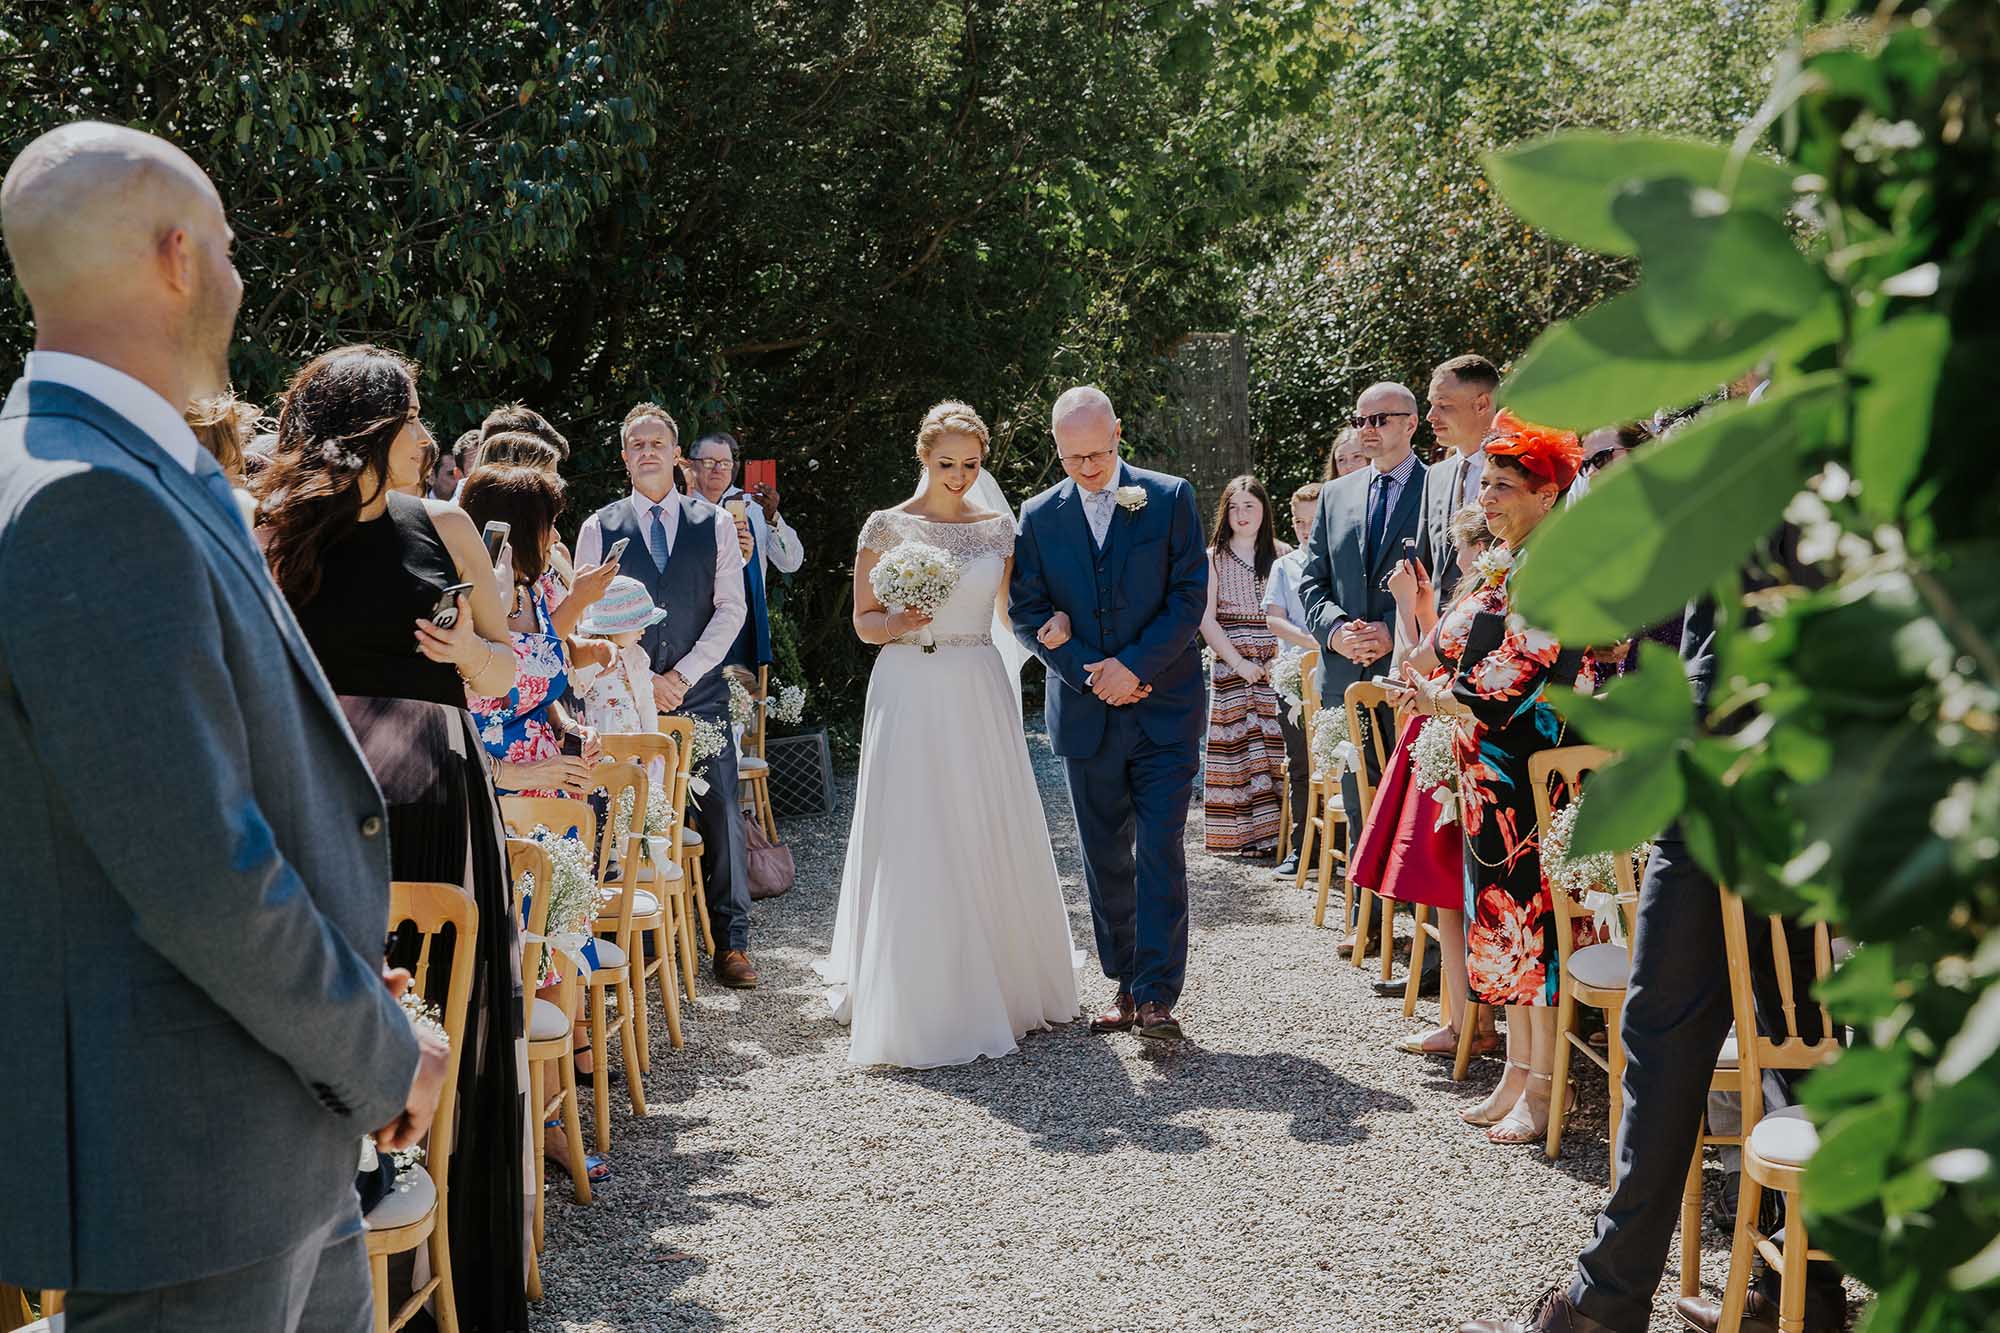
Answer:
[{"xmin": 1296, "ymin": 381, "xmax": 1428, "ymax": 911}]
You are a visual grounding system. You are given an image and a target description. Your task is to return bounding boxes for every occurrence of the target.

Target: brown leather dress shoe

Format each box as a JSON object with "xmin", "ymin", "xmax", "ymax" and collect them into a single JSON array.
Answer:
[
  {"xmin": 713, "ymin": 949, "xmax": 759, "ymax": 989},
  {"xmin": 1134, "ymin": 1001, "xmax": 1182, "ymax": 1041},
  {"xmin": 1460, "ymin": 1286, "xmax": 1615, "ymax": 1333},
  {"xmin": 1089, "ymin": 992, "xmax": 1136, "ymax": 1032},
  {"xmin": 1673, "ymin": 1292, "xmax": 1778, "ymax": 1333}
]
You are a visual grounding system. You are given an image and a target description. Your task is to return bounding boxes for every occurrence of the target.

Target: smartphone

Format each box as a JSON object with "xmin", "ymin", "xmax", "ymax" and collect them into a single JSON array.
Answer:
[
  {"xmin": 604, "ymin": 536, "xmax": 631, "ymax": 565},
  {"xmin": 1380, "ymin": 538, "xmax": 1420, "ymax": 591},
  {"xmin": 430, "ymin": 581, "xmax": 476, "ymax": 628},
  {"xmin": 481, "ymin": 520, "xmax": 511, "ymax": 562},
  {"xmin": 743, "ymin": 459, "xmax": 777, "ymax": 493},
  {"xmin": 559, "ymin": 731, "xmax": 585, "ymax": 758}
]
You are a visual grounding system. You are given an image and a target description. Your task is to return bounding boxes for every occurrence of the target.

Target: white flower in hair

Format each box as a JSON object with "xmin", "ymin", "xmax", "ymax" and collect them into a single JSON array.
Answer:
[
  {"xmin": 1115, "ymin": 484, "xmax": 1147, "ymax": 512},
  {"xmin": 318, "ymin": 439, "xmax": 363, "ymax": 471}
]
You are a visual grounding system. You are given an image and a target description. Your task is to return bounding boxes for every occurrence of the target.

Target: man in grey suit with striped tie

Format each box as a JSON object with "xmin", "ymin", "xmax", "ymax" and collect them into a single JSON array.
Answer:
[{"xmin": 0, "ymin": 122, "xmax": 444, "ymax": 1331}]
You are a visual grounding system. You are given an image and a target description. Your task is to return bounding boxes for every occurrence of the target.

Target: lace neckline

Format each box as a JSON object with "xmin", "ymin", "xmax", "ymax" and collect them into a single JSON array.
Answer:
[{"xmin": 891, "ymin": 509, "xmax": 1009, "ymax": 527}]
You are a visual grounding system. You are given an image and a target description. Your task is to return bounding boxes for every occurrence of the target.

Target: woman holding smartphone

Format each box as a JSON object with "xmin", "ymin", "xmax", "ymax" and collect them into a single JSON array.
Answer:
[
  {"xmin": 255, "ymin": 344, "xmax": 531, "ymax": 1333},
  {"xmin": 458, "ymin": 462, "xmax": 603, "ymax": 796}
]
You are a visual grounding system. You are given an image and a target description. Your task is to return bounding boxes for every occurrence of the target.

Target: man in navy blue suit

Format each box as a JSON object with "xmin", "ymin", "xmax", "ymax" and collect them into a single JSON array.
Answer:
[{"xmin": 1010, "ymin": 386, "xmax": 1208, "ymax": 1040}]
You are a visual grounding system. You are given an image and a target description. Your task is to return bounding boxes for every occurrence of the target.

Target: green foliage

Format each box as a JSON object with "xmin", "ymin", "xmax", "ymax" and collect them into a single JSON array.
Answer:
[
  {"xmin": 1243, "ymin": 0, "xmax": 1791, "ymax": 484},
  {"xmin": 0, "ymin": 0, "xmax": 1316, "ymax": 716},
  {"xmin": 1491, "ymin": 2, "xmax": 2000, "ymax": 1324}
]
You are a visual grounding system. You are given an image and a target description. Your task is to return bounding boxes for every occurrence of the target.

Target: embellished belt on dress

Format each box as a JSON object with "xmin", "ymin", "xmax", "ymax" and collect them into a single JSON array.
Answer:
[{"xmin": 896, "ymin": 632, "xmax": 993, "ymax": 648}]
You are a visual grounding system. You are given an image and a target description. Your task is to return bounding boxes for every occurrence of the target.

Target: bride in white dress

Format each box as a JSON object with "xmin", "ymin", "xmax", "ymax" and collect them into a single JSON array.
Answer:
[{"xmin": 816, "ymin": 400, "xmax": 1082, "ymax": 1068}]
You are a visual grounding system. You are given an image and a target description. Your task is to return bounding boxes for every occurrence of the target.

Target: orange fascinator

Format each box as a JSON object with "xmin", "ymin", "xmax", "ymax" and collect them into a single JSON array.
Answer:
[{"xmin": 1483, "ymin": 409, "xmax": 1584, "ymax": 490}]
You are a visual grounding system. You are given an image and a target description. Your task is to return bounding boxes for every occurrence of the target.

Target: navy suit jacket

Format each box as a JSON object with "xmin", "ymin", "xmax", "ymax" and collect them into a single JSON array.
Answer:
[
  {"xmin": 1297, "ymin": 457, "xmax": 1428, "ymax": 699},
  {"xmin": 1009, "ymin": 465, "xmax": 1207, "ymax": 758}
]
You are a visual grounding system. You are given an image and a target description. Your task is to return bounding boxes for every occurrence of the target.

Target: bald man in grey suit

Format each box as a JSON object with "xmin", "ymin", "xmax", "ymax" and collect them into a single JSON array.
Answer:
[{"xmin": 0, "ymin": 123, "xmax": 445, "ymax": 1332}]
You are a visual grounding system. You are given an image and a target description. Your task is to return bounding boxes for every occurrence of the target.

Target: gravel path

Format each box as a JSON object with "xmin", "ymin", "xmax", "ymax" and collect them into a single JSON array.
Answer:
[{"xmin": 532, "ymin": 733, "xmax": 1740, "ymax": 1332}]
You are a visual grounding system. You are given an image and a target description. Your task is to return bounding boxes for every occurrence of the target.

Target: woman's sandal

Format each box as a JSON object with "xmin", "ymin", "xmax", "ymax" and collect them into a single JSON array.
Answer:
[
  {"xmin": 1460, "ymin": 1059, "xmax": 1529, "ymax": 1127},
  {"xmin": 1486, "ymin": 1072, "xmax": 1577, "ymax": 1145},
  {"xmin": 573, "ymin": 1043, "xmax": 594, "ymax": 1080},
  {"xmin": 1397, "ymin": 1026, "xmax": 1460, "ymax": 1056},
  {"xmin": 544, "ymin": 1119, "xmax": 612, "ymax": 1182}
]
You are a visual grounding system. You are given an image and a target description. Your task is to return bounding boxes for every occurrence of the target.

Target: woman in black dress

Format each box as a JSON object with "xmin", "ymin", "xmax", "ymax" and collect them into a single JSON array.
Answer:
[{"xmin": 256, "ymin": 344, "xmax": 533, "ymax": 1333}]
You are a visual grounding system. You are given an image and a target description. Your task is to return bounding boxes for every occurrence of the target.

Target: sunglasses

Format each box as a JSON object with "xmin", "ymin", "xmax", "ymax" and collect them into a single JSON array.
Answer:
[
  {"xmin": 1580, "ymin": 449, "xmax": 1620, "ymax": 475},
  {"xmin": 1349, "ymin": 411, "xmax": 1414, "ymax": 429}
]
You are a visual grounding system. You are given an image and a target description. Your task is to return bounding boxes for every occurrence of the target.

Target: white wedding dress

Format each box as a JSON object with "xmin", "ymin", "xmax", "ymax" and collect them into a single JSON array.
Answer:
[{"xmin": 816, "ymin": 507, "xmax": 1081, "ymax": 1068}]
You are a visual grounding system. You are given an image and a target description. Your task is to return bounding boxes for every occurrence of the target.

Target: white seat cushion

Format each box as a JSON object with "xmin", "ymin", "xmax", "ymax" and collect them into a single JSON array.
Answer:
[
  {"xmin": 590, "ymin": 938, "xmax": 629, "ymax": 970},
  {"xmin": 529, "ymin": 997, "xmax": 570, "ymax": 1043},
  {"xmin": 738, "ymin": 755, "xmax": 768, "ymax": 774},
  {"xmin": 1716, "ymin": 1033, "xmax": 1740, "ymax": 1069},
  {"xmin": 1567, "ymin": 942, "xmax": 1629, "ymax": 991},
  {"xmin": 1749, "ymin": 1104, "xmax": 1818, "ymax": 1166},
  {"xmin": 20, "ymin": 1317, "xmax": 60, "ymax": 1333},
  {"xmin": 680, "ymin": 828, "xmax": 704, "ymax": 849},
  {"xmin": 364, "ymin": 1165, "xmax": 437, "ymax": 1231}
]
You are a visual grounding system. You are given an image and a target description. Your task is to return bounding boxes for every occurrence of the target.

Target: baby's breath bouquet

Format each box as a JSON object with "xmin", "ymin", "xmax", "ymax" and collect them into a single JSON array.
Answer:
[
  {"xmin": 1269, "ymin": 650, "xmax": 1307, "ymax": 724},
  {"xmin": 686, "ymin": 716, "xmax": 728, "ymax": 799},
  {"xmin": 868, "ymin": 540, "xmax": 960, "ymax": 651},
  {"xmin": 768, "ymin": 680, "xmax": 807, "ymax": 726},
  {"xmin": 524, "ymin": 823, "xmax": 599, "ymax": 984},
  {"xmin": 1410, "ymin": 715, "xmax": 1463, "ymax": 830},
  {"xmin": 727, "ymin": 673, "xmax": 756, "ymax": 730},
  {"xmin": 1310, "ymin": 706, "xmax": 1357, "ymax": 782},
  {"xmin": 1543, "ymin": 793, "xmax": 1655, "ymax": 941},
  {"xmin": 359, "ymin": 989, "xmax": 449, "ymax": 1184}
]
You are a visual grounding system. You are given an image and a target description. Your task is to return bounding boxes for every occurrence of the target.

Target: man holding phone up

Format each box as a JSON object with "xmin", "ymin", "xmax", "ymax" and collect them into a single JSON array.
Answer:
[{"xmin": 576, "ymin": 404, "xmax": 760, "ymax": 989}]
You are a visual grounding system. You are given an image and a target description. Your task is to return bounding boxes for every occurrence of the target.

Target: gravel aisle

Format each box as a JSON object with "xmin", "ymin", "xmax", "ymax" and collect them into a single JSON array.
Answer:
[{"xmin": 532, "ymin": 733, "xmax": 1731, "ymax": 1332}]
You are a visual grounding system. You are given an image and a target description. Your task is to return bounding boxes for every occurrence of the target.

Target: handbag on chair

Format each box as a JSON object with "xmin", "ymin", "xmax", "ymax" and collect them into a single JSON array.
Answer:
[{"xmin": 744, "ymin": 816, "xmax": 794, "ymax": 900}]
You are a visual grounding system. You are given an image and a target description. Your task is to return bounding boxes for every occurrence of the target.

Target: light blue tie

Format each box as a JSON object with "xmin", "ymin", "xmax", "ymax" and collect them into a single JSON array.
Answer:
[{"xmin": 646, "ymin": 502, "xmax": 670, "ymax": 571}]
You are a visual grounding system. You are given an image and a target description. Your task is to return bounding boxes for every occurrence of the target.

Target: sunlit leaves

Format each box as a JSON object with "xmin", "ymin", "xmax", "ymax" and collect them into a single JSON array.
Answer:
[
  {"xmin": 1487, "ymin": 131, "xmax": 1800, "ymax": 258},
  {"xmin": 1510, "ymin": 381, "xmax": 1838, "ymax": 642}
]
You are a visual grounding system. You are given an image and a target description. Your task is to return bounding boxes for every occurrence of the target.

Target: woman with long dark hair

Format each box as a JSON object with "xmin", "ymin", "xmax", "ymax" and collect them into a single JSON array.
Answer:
[
  {"xmin": 255, "ymin": 344, "xmax": 531, "ymax": 1333},
  {"xmin": 1198, "ymin": 474, "xmax": 1290, "ymax": 857}
]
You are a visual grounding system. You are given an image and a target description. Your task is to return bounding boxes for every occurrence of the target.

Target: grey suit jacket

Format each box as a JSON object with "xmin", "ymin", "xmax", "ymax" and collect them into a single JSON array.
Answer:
[
  {"xmin": 1412, "ymin": 449, "xmax": 1476, "ymax": 605},
  {"xmin": 1297, "ymin": 459, "xmax": 1428, "ymax": 699},
  {"xmin": 0, "ymin": 381, "xmax": 419, "ymax": 1292}
]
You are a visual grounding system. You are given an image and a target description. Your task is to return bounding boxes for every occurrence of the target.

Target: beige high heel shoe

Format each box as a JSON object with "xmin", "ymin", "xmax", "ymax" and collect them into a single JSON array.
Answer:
[{"xmin": 1487, "ymin": 1070, "xmax": 1576, "ymax": 1145}]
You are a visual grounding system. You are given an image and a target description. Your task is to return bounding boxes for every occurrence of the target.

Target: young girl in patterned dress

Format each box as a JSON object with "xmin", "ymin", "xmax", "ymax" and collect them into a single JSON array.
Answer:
[{"xmin": 1199, "ymin": 475, "xmax": 1291, "ymax": 857}]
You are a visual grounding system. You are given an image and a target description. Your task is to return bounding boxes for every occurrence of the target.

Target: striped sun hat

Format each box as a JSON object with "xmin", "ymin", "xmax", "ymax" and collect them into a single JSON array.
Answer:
[{"xmin": 577, "ymin": 575, "xmax": 668, "ymax": 635}]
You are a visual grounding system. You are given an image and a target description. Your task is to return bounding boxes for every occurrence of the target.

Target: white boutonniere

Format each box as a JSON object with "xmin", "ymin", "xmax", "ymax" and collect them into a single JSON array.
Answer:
[
  {"xmin": 1115, "ymin": 484, "xmax": 1148, "ymax": 512},
  {"xmin": 1472, "ymin": 546, "xmax": 1515, "ymax": 588}
]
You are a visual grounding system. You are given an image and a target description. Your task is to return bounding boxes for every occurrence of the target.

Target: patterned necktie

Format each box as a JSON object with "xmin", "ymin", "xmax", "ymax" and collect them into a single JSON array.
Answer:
[
  {"xmin": 646, "ymin": 501, "xmax": 670, "ymax": 571},
  {"xmin": 1085, "ymin": 488, "xmax": 1115, "ymax": 548},
  {"xmin": 1366, "ymin": 472, "xmax": 1392, "ymax": 562}
]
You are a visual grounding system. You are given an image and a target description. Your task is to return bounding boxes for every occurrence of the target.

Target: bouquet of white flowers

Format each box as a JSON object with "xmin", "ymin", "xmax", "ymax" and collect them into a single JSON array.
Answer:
[
  {"xmin": 523, "ymin": 823, "xmax": 600, "ymax": 986},
  {"xmin": 360, "ymin": 988, "xmax": 450, "ymax": 1184},
  {"xmin": 868, "ymin": 540, "xmax": 960, "ymax": 651},
  {"xmin": 768, "ymin": 680, "xmax": 807, "ymax": 726},
  {"xmin": 1410, "ymin": 715, "xmax": 1463, "ymax": 830},
  {"xmin": 1269, "ymin": 650, "xmax": 1307, "ymax": 724},
  {"xmin": 686, "ymin": 715, "xmax": 728, "ymax": 799},
  {"xmin": 1310, "ymin": 706, "xmax": 1357, "ymax": 782},
  {"xmin": 727, "ymin": 673, "xmax": 756, "ymax": 730},
  {"xmin": 1543, "ymin": 794, "xmax": 1655, "ymax": 941}
]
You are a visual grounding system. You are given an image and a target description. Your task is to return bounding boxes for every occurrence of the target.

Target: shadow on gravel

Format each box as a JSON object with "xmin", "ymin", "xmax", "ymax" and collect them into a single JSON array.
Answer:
[{"xmin": 890, "ymin": 1034, "xmax": 1415, "ymax": 1158}]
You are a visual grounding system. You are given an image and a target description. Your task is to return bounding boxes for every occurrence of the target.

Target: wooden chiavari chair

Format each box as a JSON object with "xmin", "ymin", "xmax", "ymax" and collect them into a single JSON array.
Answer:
[
  {"xmin": 657, "ymin": 713, "xmax": 713, "ymax": 963},
  {"xmin": 600, "ymin": 732, "xmax": 689, "ymax": 1046},
  {"xmin": 736, "ymin": 664, "xmax": 778, "ymax": 840},
  {"xmin": 366, "ymin": 881, "xmax": 477, "ymax": 1333},
  {"xmin": 1293, "ymin": 654, "xmax": 1350, "ymax": 922},
  {"xmin": 1695, "ymin": 890, "xmax": 1845, "ymax": 1328},
  {"xmin": 1342, "ymin": 680, "xmax": 1398, "ymax": 977}
]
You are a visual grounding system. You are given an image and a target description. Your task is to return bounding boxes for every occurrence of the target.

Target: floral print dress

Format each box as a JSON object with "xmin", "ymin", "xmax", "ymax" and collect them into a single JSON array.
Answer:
[
  {"xmin": 469, "ymin": 581, "xmax": 573, "ymax": 797},
  {"xmin": 1436, "ymin": 552, "xmax": 1586, "ymax": 1006}
]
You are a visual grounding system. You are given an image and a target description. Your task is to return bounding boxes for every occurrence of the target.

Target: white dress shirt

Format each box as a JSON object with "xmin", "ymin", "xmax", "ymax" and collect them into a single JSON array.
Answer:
[
  {"xmin": 722, "ymin": 486, "xmax": 805, "ymax": 579},
  {"xmin": 17, "ymin": 351, "xmax": 203, "ymax": 473},
  {"xmin": 575, "ymin": 490, "xmax": 747, "ymax": 685},
  {"xmin": 1261, "ymin": 545, "xmax": 1312, "ymax": 629},
  {"xmin": 1078, "ymin": 461, "xmax": 1130, "ymax": 548}
]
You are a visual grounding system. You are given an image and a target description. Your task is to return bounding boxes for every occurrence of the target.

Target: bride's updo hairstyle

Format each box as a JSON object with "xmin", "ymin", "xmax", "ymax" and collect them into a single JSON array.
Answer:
[{"xmin": 915, "ymin": 400, "xmax": 990, "ymax": 462}]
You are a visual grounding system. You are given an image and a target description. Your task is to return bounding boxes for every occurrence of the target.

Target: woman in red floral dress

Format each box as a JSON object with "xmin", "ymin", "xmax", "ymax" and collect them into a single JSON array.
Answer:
[{"xmin": 1383, "ymin": 412, "xmax": 1587, "ymax": 1146}]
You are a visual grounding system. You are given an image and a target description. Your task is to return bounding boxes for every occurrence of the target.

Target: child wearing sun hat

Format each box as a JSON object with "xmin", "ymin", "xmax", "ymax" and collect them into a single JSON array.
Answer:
[{"xmin": 572, "ymin": 575, "xmax": 667, "ymax": 737}]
